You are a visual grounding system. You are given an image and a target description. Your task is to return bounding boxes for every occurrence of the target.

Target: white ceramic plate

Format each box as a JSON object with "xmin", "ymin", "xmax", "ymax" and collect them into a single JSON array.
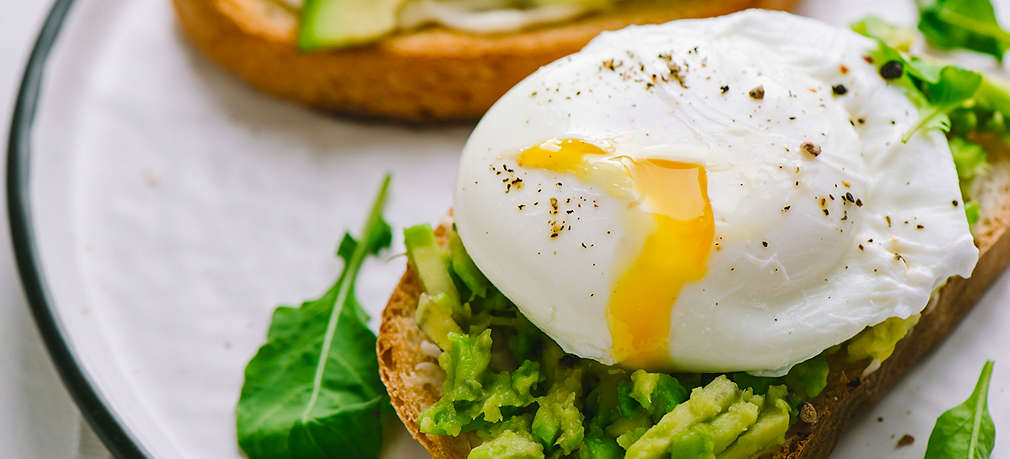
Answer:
[{"xmin": 9, "ymin": 0, "xmax": 1008, "ymax": 457}]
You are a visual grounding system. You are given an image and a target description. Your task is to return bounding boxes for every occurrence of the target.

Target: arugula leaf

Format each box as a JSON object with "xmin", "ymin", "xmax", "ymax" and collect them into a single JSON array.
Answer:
[
  {"xmin": 918, "ymin": 0, "xmax": 1010, "ymax": 61},
  {"xmin": 924, "ymin": 360, "xmax": 997, "ymax": 459},
  {"xmin": 904, "ymin": 66, "xmax": 983, "ymax": 142},
  {"xmin": 236, "ymin": 175, "xmax": 393, "ymax": 459},
  {"xmin": 851, "ymin": 22, "xmax": 985, "ymax": 142}
]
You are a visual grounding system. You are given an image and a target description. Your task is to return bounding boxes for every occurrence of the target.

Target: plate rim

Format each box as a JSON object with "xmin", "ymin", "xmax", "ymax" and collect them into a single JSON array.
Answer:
[{"xmin": 6, "ymin": 0, "xmax": 149, "ymax": 457}]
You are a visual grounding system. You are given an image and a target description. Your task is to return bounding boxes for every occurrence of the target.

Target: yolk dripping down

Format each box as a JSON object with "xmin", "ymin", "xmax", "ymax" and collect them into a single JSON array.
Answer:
[{"xmin": 518, "ymin": 139, "xmax": 714, "ymax": 369}]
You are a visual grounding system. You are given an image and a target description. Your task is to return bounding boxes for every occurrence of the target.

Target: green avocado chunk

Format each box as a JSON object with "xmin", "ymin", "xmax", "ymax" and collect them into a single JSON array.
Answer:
[
  {"xmin": 629, "ymin": 370, "xmax": 689, "ymax": 421},
  {"xmin": 625, "ymin": 375, "xmax": 739, "ymax": 459},
  {"xmin": 415, "ymin": 293, "xmax": 463, "ymax": 351},
  {"xmin": 440, "ymin": 330, "xmax": 492, "ymax": 402},
  {"xmin": 783, "ymin": 355, "xmax": 830, "ymax": 399},
  {"xmin": 480, "ymin": 361, "xmax": 541, "ymax": 423},
  {"xmin": 665, "ymin": 390, "xmax": 763, "ymax": 458},
  {"xmin": 578, "ymin": 434, "xmax": 624, "ymax": 459},
  {"xmin": 668, "ymin": 427, "xmax": 715, "ymax": 459},
  {"xmin": 705, "ymin": 391, "xmax": 764, "ymax": 453},
  {"xmin": 469, "ymin": 429, "xmax": 544, "ymax": 459},
  {"xmin": 533, "ymin": 367, "xmax": 585, "ymax": 454},
  {"xmin": 847, "ymin": 314, "xmax": 921, "ymax": 368},
  {"xmin": 606, "ymin": 414, "xmax": 651, "ymax": 450},
  {"xmin": 449, "ymin": 229, "xmax": 490, "ymax": 298},
  {"xmin": 405, "ymin": 224, "xmax": 462, "ymax": 349},
  {"xmin": 717, "ymin": 386, "xmax": 790, "ymax": 459},
  {"xmin": 418, "ymin": 397, "xmax": 477, "ymax": 437},
  {"xmin": 299, "ymin": 0, "xmax": 409, "ymax": 50}
]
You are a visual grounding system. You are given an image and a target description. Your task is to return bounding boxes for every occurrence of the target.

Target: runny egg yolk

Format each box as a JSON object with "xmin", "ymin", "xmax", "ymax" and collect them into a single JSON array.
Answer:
[{"xmin": 518, "ymin": 139, "xmax": 714, "ymax": 369}]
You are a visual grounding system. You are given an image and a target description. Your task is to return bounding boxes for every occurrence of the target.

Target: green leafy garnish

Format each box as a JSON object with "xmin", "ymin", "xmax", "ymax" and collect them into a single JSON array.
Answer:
[
  {"xmin": 852, "ymin": 15, "xmax": 1010, "ymax": 226},
  {"xmin": 853, "ymin": 17, "xmax": 989, "ymax": 142},
  {"xmin": 924, "ymin": 360, "xmax": 997, "ymax": 459},
  {"xmin": 235, "ymin": 175, "xmax": 393, "ymax": 459},
  {"xmin": 918, "ymin": 0, "xmax": 1010, "ymax": 61},
  {"xmin": 905, "ymin": 66, "xmax": 983, "ymax": 142}
]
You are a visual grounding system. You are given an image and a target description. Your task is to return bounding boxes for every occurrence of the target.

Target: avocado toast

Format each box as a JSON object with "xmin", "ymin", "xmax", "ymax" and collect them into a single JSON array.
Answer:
[
  {"xmin": 378, "ymin": 181, "xmax": 1010, "ymax": 457},
  {"xmin": 374, "ymin": 10, "xmax": 1010, "ymax": 459},
  {"xmin": 171, "ymin": 0, "xmax": 796, "ymax": 121}
]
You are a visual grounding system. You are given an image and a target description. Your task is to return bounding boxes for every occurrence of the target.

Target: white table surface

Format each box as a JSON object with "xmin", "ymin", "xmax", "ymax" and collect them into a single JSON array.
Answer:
[{"xmin": 0, "ymin": 1, "xmax": 111, "ymax": 457}]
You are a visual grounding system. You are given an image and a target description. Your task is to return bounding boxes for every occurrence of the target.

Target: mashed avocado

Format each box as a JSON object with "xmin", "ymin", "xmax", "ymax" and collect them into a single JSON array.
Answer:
[
  {"xmin": 404, "ymin": 224, "xmax": 959, "ymax": 457},
  {"xmin": 406, "ymin": 225, "xmax": 823, "ymax": 458},
  {"xmin": 847, "ymin": 314, "xmax": 921, "ymax": 375}
]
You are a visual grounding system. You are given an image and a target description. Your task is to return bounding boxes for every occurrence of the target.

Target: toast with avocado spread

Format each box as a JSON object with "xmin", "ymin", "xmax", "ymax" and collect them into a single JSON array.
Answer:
[
  {"xmin": 375, "ymin": 20, "xmax": 1010, "ymax": 455},
  {"xmin": 378, "ymin": 152, "xmax": 1010, "ymax": 457},
  {"xmin": 171, "ymin": 0, "xmax": 795, "ymax": 121}
]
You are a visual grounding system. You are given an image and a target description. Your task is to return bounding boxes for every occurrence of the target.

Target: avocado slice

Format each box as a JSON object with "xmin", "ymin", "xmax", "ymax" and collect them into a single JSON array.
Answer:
[
  {"xmin": 299, "ymin": 0, "xmax": 409, "ymax": 50},
  {"xmin": 404, "ymin": 224, "xmax": 463, "ymax": 349}
]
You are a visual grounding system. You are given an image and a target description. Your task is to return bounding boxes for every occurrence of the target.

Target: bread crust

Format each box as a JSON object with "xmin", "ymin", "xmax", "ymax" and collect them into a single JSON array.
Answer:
[
  {"xmin": 377, "ymin": 154, "xmax": 1010, "ymax": 458},
  {"xmin": 172, "ymin": 0, "xmax": 797, "ymax": 121}
]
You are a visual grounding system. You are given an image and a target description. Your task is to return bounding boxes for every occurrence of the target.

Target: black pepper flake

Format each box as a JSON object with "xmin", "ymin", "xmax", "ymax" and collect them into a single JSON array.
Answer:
[
  {"xmin": 863, "ymin": 55, "xmax": 874, "ymax": 64},
  {"xmin": 832, "ymin": 84, "xmax": 848, "ymax": 96},
  {"xmin": 952, "ymin": 200, "xmax": 959, "ymax": 207},
  {"xmin": 896, "ymin": 434, "xmax": 915, "ymax": 448},
  {"xmin": 749, "ymin": 85, "xmax": 765, "ymax": 100},
  {"xmin": 823, "ymin": 209, "xmax": 830, "ymax": 216},
  {"xmin": 855, "ymin": 199, "xmax": 863, "ymax": 207},
  {"xmin": 720, "ymin": 85, "xmax": 730, "ymax": 94},
  {"xmin": 801, "ymin": 141, "xmax": 822, "ymax": 157},
  {"xmin": 916, "ymin": 224, "xmax": 925, "ymax": 230},
  {"xmin": 845, "ymin": 192, "xmax": 855, "ymax": 203},
  {"xmin": 761, "ymin": 241, "xmax": 769, "ymax": 247},
  {"xmin": 880, "ymin": 60, "xmax": 903, "ymax": 79},
  {"xmin": 518, "ymin": 204, "xmax": 525, "ymax": 210},
  {"xmin": 858, "ymin": 244, "xmax": 864, "ymax": 251}
]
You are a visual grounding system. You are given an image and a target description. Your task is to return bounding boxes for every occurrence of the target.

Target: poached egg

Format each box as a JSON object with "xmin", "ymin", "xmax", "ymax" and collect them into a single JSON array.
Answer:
[{"xmin": 453, "ymin": 10, "xmax": 978, "ymax": 375}]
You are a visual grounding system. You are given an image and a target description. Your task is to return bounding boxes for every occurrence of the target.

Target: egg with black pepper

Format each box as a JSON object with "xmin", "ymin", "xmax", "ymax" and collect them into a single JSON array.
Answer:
[{"xmin": 453, "ymin": 10, "xmax": 978, "ymax": 375}]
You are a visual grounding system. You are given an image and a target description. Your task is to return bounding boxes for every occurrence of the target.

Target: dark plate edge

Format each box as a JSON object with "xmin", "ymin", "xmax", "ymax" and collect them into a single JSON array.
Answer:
[{"xmin": 7, "ymin": 0, "xmax": 149, "ymax": 457}]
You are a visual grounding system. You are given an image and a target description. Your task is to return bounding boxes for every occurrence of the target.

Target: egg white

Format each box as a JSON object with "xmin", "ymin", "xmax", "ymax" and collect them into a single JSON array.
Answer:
[{"xmin": 453, "ymin": 9, "xmax": 978, "ymax": 374}]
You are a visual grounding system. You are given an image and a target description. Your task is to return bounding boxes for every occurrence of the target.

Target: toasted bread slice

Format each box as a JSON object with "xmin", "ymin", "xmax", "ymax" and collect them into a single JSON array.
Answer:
[
  {"xmin": 377, "ymin": 151, "xmax": 1010, "ymax": 457},
  {"xmin": 171, "ymin": 0, "xmax": 796, "ymax": 121}
]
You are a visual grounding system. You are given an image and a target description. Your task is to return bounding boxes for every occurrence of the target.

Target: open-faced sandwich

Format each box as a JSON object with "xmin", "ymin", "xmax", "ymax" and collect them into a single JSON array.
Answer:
[
  {"xmin": 375, "ymin": 8, "xmax": 1010, "ymax": 458},
  {"xmin": 171, "ymin": 0, "xmax": 796, "ymax": 121}
]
